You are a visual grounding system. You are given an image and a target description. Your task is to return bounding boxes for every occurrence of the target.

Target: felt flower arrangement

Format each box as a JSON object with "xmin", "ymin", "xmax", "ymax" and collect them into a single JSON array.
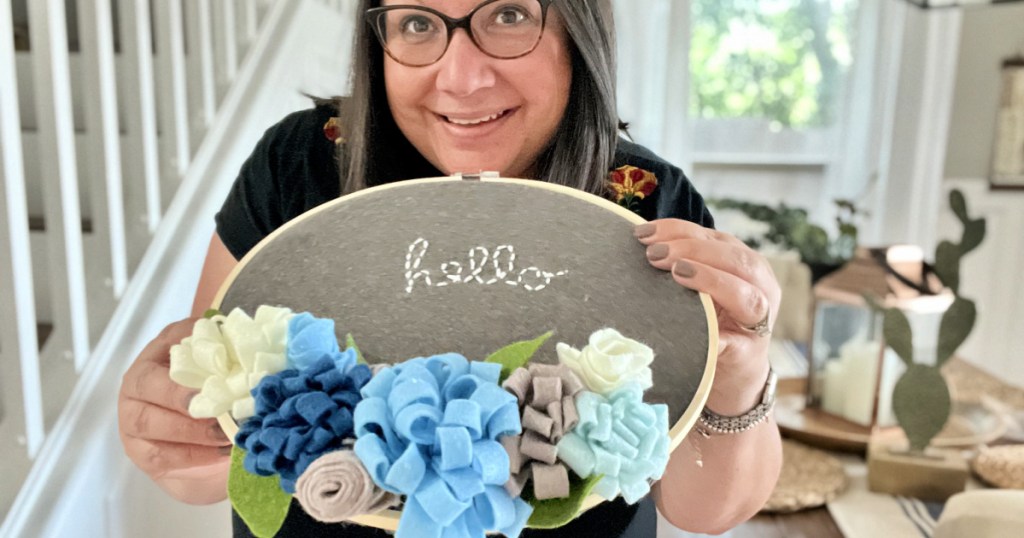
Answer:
[{"xmin": 170, "ymin": 307, "xmax": 672, "ymax": 538}]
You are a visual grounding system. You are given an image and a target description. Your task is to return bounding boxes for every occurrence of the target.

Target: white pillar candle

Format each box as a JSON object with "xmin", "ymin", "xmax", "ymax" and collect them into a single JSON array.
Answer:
[
  {"xmin": 838, "ymin": 340, "xmax": 882, "ymax": 427},
  {"xmin": 821, "ymin": 360, "xmax": 847, "ymax": 417}
]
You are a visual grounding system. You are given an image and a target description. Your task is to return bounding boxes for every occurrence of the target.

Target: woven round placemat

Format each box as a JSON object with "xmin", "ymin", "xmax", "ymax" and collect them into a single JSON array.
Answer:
[
  {"xmin": 973, "ymin": 445, "xmax": 1024, "ymax": 489},
  {"xmin": 762, "ymin": 439, "xmax": 848, "ymax": 513}
]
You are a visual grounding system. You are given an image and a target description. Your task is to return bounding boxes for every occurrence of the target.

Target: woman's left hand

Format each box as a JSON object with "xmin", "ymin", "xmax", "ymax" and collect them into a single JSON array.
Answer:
[{"xmin": 635, "ymin": 219, "xmax": 781, "ymax": 415}]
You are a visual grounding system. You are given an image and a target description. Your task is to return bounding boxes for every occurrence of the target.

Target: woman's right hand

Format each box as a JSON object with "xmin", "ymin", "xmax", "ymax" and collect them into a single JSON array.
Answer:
[{"xmin": 118, "ymin": 318, "xmax": 232, "ymax": 504}]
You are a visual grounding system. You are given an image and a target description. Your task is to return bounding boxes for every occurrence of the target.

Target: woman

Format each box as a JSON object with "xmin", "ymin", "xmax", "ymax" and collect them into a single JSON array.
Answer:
[{"xmin": 117, "ymin": 0, "xmax": 783, "ymax": 535}]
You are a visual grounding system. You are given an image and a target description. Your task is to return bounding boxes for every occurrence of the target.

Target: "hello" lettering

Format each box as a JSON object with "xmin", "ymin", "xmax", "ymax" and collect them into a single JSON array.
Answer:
[{"xmin": 404, "ymin": 238, "xmax": 568, "ymax": 294}]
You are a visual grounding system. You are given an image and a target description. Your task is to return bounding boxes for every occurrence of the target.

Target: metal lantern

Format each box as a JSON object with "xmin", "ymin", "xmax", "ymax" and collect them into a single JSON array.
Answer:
[{"xmin": 806, "ymin": 246, "xmax": 953, "ymax": 428}]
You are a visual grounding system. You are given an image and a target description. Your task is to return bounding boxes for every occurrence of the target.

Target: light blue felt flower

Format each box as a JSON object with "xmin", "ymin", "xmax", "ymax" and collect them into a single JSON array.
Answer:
[
  {"xmin": 353, "ymin": 353, "xmax": 533, "ymax": 538},
  {"xmin": 286, "ymin": 312, "xmax": 357, "ymax": 373},
  {"xmin": 556, "ymin": 383, "xmax": 670, "ymax": 504}
]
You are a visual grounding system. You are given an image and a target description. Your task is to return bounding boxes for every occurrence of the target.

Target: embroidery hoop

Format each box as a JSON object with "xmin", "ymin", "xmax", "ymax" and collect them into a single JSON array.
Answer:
[{"xmin": 211, "ymin": 176, "xmax": 719, "ymax": 531}]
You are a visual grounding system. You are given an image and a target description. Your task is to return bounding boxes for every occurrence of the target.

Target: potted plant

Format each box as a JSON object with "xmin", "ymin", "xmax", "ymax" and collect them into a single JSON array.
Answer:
[{"xmin": 708, "ymin": 198, "xmax": 863, "ymax": 282}]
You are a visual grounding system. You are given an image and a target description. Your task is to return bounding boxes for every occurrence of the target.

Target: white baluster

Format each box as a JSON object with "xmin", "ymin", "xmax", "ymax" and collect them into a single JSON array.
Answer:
[
  {"xmin": 27, "ymin": 0, "xmax": 91, "ymax": 370},
  {"xmin": 154, "ymin": 0, "xmax": 192, "ymax": 203},
  {"xmin": 119, "ymin": 0, "xmax": 162, "ymax": 235},
  {"xmin": 77, "ymin": 0, "xmax": 129, "ymax": 298},
  {"xmin": 240, "ymin": 0, "xmax": 260, "ymax": 50},
  {"xmin": 214, "ymin": 0, "xmax": 240, "ymax": 99},
  {"xmin": 185, "ymin": 0, "xmax": 217, "ymax": 147},
  {"xmin": 0, "ymin": 0, "xmax": 45, "ymax": 459}
]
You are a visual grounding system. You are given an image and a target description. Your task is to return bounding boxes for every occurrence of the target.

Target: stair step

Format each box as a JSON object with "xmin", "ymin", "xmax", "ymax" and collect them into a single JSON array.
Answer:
[
  {"xmin": 27, "ymin": 216, "xmax": 93, "ymax": 234},
  {"xmin": 37, "ymin": 323, "xmax": 53, "ymax": 351}
]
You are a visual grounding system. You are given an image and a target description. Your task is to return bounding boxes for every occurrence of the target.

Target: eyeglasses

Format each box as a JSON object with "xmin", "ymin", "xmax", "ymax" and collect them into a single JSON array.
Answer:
[{"xmin": 365, "ymin": 0, "xmax": 553, "ymax": 67}]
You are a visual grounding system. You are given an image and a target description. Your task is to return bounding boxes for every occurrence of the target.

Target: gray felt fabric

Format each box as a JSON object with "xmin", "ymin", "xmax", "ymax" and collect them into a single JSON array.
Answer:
[{"xmin": 218, "ymin": 180, "xmax": 711, "ymax": 428}]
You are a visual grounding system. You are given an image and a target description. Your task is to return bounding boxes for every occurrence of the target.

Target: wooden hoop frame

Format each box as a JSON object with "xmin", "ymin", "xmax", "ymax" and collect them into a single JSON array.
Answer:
[{"xmin": 211, "ymin": 177, "xmax": 719, "ymax": 531}]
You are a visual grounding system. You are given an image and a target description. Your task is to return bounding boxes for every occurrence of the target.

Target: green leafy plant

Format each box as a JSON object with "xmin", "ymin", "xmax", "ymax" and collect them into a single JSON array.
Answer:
[
  {"xmin": 709, "ymin": 198, "xmax": 863, "ymax": 266},
  {"xmin": 869, "ymin": 190, "xmax": 985, "ymax": 453}
]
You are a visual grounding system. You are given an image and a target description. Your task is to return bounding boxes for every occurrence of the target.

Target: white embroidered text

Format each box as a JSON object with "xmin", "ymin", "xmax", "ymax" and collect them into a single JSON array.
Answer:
[{"xmin": 404, "ymin": 238, "xmax": 568, "ymax": 293}]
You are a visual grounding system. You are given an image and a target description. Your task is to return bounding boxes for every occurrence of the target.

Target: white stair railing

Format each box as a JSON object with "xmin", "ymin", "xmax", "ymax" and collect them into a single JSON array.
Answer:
[{"xmin": 0, "ymin": 0, "xmax": 351, "ymax": 530}]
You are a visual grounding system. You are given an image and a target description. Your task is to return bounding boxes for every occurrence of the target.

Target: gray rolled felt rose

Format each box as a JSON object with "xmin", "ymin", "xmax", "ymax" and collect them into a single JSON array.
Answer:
[{"xmin": 295, "ymin": 449, "xmax": 399, "ymax": 523}]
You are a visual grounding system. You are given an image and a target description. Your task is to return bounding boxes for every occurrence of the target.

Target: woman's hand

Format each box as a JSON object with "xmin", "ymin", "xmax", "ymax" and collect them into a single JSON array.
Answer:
[
  {"xmin": 635, "ymin": 219, "xmax": 781, "ymax": 415},
  {"xmin": 118, "ymin": 318, "xmax": 232, "ymax": 505}
]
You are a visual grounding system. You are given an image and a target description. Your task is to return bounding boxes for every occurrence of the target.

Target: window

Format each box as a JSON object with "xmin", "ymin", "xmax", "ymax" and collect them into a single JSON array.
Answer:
[
  {"xmin": 614, "ymin": 0, "xmax": 882, "ymax": 221},
  {"xmin": 689, "ymin": 0, "xmax": 860, "ymax": 161}
]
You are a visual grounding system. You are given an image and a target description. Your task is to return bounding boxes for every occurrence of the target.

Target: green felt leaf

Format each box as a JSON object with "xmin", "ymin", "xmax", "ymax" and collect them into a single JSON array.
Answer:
[
  {"xmin": 960, "ymin": 219, "xmax": 986, "ymax": 256},
  {"xmin": 346, "ymin": 333, "xmax": 366, "ymax": 365},
  {"xmin": 485, "ymin": 331, "xmax": 553, "ymax": 383},
  {"xmin": 883, "ymin": 308, "xmax": 914, "ymax": 367},
  {"xmin": 227, "ymin": 446, "xmax": 291, "ymax": 538},
  {"xmin": 892, "ymin": 365, "xmax": 951, "ymax": 453},
  {"xmin": 937, "ymin": 297, "xmax": 976, "ymax": 367},
  {"xmin": 203, "ymin": 308, "xmax": 221, "ymax": 319},
  {"xmin": 525, "ymin": 474, "xmax": 604, "ymax": 529},
  {"xmin": 934, "ymin": 241, "xmax": 961, "ymax": 294},
  {"xmin": 861, "ymin": 292, "xmax": 884, "ymax": 313},
  {"xmin": 949, "ymin": 189, "xmax": 969, "ymax": 224}
]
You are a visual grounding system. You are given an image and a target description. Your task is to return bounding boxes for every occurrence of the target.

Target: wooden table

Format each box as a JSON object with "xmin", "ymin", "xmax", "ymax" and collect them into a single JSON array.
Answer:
[{"xmin": 739, "ymin": 508, "xmax": 843, "ymax": 538}]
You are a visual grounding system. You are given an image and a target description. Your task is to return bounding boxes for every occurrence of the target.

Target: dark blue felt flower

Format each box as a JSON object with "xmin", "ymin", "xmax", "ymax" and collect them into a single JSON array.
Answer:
[{"xmin": 236, "ymin": 355, "xmax": 371, "ymax": 493}]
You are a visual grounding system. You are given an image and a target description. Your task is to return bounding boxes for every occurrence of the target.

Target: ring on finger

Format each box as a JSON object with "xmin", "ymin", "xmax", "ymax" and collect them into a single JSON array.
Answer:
[{"xmin": 742, "ymin": 311, "xmax": 772, "ymax": 338}]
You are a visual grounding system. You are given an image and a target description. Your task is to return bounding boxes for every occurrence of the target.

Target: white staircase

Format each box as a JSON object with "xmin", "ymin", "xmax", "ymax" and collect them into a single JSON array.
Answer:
[{"xmin": 0, "ymin": 1, "xmax": 354, "ymax": 535}]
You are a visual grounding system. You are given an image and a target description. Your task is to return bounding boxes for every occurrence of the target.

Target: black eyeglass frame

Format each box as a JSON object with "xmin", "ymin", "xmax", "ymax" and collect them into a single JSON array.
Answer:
[{"xmin": 365, "ymin": 0, "xmax": 554, "ymax": 67}]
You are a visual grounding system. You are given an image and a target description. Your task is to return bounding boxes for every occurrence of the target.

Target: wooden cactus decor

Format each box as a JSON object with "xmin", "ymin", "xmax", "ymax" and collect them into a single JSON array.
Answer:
[{"xmin": 873, "ymin": 190, "xmax": 986, "ymax": 453}]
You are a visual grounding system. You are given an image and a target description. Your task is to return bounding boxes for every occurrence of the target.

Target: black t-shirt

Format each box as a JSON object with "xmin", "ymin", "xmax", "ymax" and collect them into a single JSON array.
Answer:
[{"xmin": 216, "ymin": 105, "xmax": 713, "ymax": 537}]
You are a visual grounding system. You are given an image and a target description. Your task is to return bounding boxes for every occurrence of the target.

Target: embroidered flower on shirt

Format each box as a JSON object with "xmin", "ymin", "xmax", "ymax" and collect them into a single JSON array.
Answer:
[
  {"xmin": 607, "ymin": 165, "xmax": 658, "ymax": 212},
  {"xmin": 323, "ymin": 117, "xmax": 344, "ymax": 145}
]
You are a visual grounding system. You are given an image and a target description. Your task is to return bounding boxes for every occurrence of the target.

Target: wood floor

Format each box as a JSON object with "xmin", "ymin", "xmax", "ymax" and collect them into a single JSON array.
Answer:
[{"xmin": 734, "ymin": 508, "xmax": 844, "ymax": 538}]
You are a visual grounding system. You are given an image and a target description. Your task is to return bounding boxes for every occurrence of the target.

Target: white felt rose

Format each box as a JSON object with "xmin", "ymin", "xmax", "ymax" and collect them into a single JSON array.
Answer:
[
  {"xmin": 169, "ymin": 305, "xmax": 292, "ymax": 420},
  {"xmin": 556, "ymin": 328, "xmax": 654, "ymax": 395}
]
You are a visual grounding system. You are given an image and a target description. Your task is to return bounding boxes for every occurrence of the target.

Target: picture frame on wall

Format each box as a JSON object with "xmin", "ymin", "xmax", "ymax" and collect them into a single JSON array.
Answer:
[{"xmin": 991, "ymin": 56, "xmax": 1024, "ymax": 190}]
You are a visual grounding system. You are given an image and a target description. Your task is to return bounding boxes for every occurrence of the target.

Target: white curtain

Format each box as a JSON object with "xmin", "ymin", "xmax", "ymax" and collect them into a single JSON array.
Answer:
[{"xmin": 612, "ymin": 0, "xmax": 691, "ymax": 171}]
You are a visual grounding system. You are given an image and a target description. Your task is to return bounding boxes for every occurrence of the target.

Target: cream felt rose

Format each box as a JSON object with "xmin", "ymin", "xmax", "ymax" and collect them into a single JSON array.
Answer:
[
  {"xmin": 169, "ymin": 305, "xmax": 292, "ymax": 420},
  {"xmin": 555, "ymin": 328, "xmax": 654, "ymax": 395}
]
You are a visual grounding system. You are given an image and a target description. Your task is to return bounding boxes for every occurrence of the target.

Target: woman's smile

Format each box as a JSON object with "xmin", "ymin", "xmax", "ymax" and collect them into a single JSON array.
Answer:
[{"xmin": 433, "ymin": 107, "xmax": 521, "ymax": 145}]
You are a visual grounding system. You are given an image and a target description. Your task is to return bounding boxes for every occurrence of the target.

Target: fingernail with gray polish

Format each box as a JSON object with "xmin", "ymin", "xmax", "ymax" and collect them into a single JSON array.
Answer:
[
  {"xmin": 633, "ymin": 223, "xmax": 656, "ymax": 239},
  {"xmin": 646, "ymin": 243, "xmax": 669, "ymax": 261},
  {"xmin": 673, "ymin": 260, "xmax": 697, "ymax": 278},
  {"xmin": 212, "ymin": 423, "xmax": 229, "ymax": 442}
]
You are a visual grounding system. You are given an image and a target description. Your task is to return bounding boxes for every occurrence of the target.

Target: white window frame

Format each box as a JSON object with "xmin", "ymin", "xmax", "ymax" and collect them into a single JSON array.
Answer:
[{"xmin": 613, "ymin": 0, "xmax": 915, "ymax": 229}]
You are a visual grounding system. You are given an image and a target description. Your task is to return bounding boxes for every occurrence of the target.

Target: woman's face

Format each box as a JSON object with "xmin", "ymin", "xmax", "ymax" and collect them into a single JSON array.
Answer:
[{"xmin": 381, "ymin": 0, "xmax": 573, "ymax": 178}]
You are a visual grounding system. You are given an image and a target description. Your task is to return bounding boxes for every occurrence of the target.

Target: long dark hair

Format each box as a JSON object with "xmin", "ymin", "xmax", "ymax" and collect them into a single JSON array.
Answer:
[{"xmin": 338, "ymin": 0, "xmax": 619, "ymax": 196}]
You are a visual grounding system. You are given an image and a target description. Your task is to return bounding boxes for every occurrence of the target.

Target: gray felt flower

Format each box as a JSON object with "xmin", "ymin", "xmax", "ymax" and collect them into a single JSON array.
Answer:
[{"xmin": 500, "ymin": 363, "xmax": 586, "ymax": 500}]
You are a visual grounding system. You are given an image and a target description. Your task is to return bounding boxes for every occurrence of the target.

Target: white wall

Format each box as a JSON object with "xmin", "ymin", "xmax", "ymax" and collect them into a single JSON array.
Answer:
[
  {"xmin": 939, "ymin": 3, "xmax": 1024, "ymax": 388},
  {"xmin": 944, "ymin": 2, "xmax": 1024, "ymax": 179}
]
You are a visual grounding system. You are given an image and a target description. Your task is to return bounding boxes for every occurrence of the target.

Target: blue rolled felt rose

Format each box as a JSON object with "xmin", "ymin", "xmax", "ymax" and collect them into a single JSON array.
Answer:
[
  {"xmin": 352, "ymin": 353, "xmax": 533, "ymax": 538},
  {"xmin": 556, "ymin": 383, "xmax": 670, "ymax": 505},
  {"xmin": 286, "ymin": 312, "xmax": 359, "ymax": 374},
  {"xmin": 235, "ymin": 355, "xmax": 372, "ymax": 493}
]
